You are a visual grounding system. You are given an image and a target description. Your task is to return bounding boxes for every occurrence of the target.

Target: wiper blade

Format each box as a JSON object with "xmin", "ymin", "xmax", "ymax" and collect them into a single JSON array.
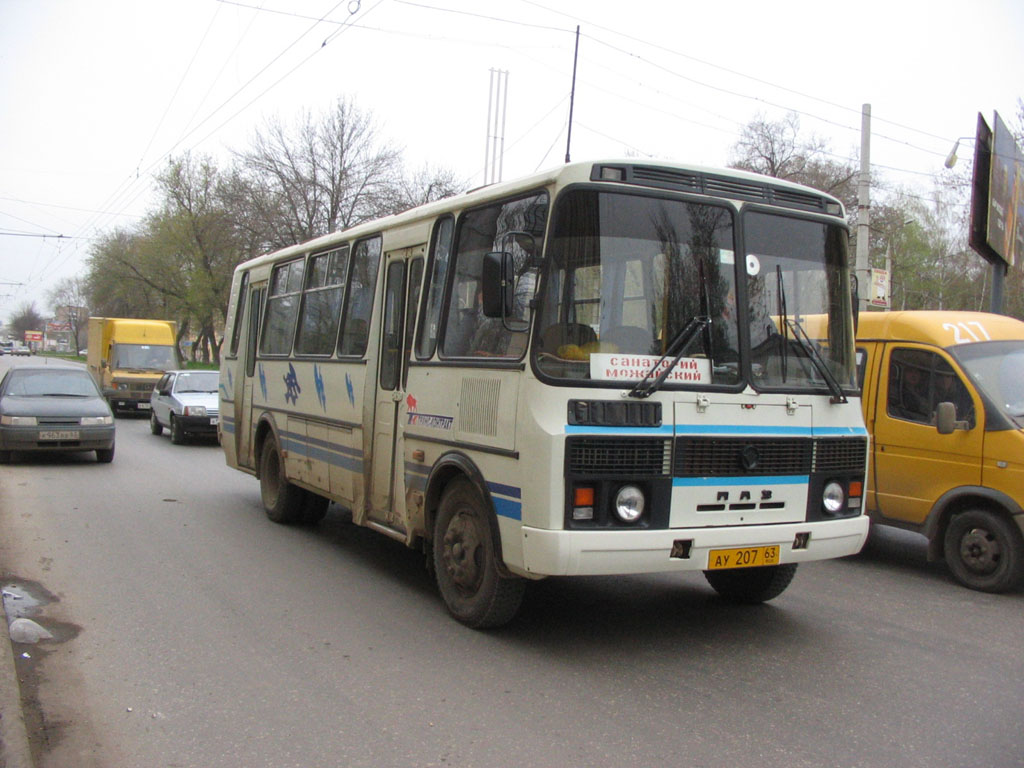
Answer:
[
  {"xmin": 628, "ymin": 316, "xmax": 711, "ymax": 399},
  {"xmin": 785, "ymin": 318, "xmax": 848, "ymax": 404}
]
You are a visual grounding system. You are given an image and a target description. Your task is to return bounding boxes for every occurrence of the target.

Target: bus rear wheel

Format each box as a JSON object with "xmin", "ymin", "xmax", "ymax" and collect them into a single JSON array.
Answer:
[
  {"xmin": 944, "ymin": 508, "xmax": 1024, "ymax": 593},
  {"xmin": 433, "ymin": 478, "xmax": 524, "ymax": 628},
  {"xmin": 259, "ymin": 436, "xmax": 304, "ymax": 524},
  {"xmin": 703, "ymin": 563, "xmax": 798, "ymax": 603}
]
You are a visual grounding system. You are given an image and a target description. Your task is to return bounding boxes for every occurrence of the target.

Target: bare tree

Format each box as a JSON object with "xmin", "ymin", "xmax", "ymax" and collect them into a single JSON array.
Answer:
[
  {"xmin": 230, "ymin": 97, "xmax": 404, "ymax": 251},
  {"xmin": 46, "ymin": 276, "xmax": 90, "ymax": 351},
  {"xmin": 729, "ymin": 111, "xmax": 857, "ymax": 214},
  {"xmin": 7, "ymin": 302, "xmax": 45, "ymax": 340}
]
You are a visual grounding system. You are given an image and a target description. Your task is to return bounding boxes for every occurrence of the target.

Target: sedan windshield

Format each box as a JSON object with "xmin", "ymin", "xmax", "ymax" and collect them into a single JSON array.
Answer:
[
  {"xmin": 174, "ymin": 371, "xmax": 219, "ymax": 393},
  {"xmin": 3, "ymin": 370, "xmax": 99, "ymax": 397}
]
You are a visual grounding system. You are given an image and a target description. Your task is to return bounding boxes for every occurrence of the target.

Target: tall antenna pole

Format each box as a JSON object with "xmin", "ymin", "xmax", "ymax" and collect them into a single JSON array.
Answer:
[
  {"xmin": 484, "ymin": 68, "xmax": 509, "ymax": 185},
  {"xmin": 564, "ymin": 25, "xmax": 580, "ymax": 164}
]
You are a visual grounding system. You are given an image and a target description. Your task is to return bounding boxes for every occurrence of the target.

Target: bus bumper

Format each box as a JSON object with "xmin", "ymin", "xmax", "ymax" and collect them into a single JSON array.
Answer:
[{"xmin": 518, "ymin": 515, "xmax": 869, "ymax": 577}]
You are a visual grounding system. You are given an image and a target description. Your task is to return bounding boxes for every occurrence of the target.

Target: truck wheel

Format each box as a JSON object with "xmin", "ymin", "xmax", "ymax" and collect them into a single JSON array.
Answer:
[
  {"xmin": 259, "ymin": 436, "xmax": 304, "ymax": 524},
  {"xmin": 150, "ymin": 411, "xmax": 163, "ymax": 436},
  {"xmin": 433, "ymin": 478, "xmax": 525, "ymax": 628},
  {"xmin": 170, "ymin": 415, "xmax": 185, "ymax": 444},
  {"xmin": 944, "ymin": 508, "xmax": 1024, "ymax": 593},
  {"xmin": 704, "ymin": 563, "xmax": 798, "ymax": 603}
]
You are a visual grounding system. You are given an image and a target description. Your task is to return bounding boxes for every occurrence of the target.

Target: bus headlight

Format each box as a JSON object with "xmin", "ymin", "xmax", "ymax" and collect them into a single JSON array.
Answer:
[
  {"xmin": 822, "ymin": 481, "xmax": 845, "ymax": 515},
  {"xmin": 614, "ymin": 485, "xmax": 645, "ymax": 524}
]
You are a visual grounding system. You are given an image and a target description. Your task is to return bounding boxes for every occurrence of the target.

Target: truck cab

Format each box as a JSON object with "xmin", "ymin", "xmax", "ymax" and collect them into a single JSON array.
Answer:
[{"xmin": 856, "ymin": 311, "xmax": 1024, "ymax": 592}]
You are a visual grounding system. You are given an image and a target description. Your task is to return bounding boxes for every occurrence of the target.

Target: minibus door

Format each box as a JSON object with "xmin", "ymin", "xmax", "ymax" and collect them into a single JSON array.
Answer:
[{"xmin": 369, "ymin": 247, "xmax": 424, "ymax": 530}]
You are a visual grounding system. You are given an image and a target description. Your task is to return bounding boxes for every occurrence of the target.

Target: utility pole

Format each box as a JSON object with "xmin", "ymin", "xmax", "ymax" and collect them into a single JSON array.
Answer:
[
  {"xmin": 484, "ymin": 69, "xmax": 509, "ymax": 185},
  {"xmin": 856, "ymin": 103, "xmax": 871, "ymax": 311}
]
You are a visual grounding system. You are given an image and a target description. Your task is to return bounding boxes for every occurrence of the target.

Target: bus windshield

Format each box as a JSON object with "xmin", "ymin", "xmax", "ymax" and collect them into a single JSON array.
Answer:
[
  {"xmin": 534, "ymin": 189, "xmax": 740, "ymax": 386},
  {"xmin": 744, "ymin": 211, "xmax": 856, "ymax": 393},
  {"xmin": 533, "ymin": 189, "xmax": 855, "ymax": 392}
]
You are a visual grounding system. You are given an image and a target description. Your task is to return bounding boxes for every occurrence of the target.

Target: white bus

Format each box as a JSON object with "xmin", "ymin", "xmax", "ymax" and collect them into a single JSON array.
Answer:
[{"xmin": 220, "ymin": 160, "xmax": 869, "ymax": 627}]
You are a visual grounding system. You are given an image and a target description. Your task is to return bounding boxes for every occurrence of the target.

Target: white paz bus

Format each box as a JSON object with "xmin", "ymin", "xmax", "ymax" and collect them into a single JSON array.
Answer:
[{"xmin": 220, "ymin": 160, "xmax": 869, "ymax": 627}]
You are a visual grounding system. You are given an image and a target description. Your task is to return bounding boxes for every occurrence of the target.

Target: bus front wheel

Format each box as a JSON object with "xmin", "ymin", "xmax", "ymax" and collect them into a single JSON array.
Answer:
[
  {"xmin": 703, "ymin": 563, "xmax": 798, "ymax": 603},
  {"xmin": 259, "ymin": 436, "xmax": 304, "ymax": 524},
  {"xmin": 433, "ymin": 478, "xmax": 525, "ymax": 628}
]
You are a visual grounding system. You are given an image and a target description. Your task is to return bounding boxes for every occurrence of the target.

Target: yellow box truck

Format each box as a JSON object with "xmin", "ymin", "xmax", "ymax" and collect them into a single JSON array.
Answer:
[
  {"xmin": 856, "ymin": 310, "xmax": 1024, "ymax": 592},
  {"xmin": 87, "ymin": 317, "xmax": 180, "ymax": 415}
]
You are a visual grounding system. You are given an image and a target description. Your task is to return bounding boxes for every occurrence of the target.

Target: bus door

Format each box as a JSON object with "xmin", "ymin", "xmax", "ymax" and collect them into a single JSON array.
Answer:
[
  {"xmin": 369, "ymin": 246, "xmax": 425, "ymax": 530},
  {"xmin": 235, "ymin": 283, "xmax": 265, "ymax": 469}
]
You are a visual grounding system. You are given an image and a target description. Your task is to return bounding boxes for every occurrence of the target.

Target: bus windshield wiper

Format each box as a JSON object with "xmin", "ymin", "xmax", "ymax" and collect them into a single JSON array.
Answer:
[
  {"xmin": 628, "ymin": 315, "xmax": 711, "ymax": 399},
  {"xmin": 785, "ymin": 317, "xmax": 848, "ymax": 404}
]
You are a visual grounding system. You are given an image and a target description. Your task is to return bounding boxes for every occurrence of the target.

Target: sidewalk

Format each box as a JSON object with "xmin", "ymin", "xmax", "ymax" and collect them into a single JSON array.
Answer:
[{"xmin": 0, "ymin": 591, "xmax": 33, "ymax": 768}]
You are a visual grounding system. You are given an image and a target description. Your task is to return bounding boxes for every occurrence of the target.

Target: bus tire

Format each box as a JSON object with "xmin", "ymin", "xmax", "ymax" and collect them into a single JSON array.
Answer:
[
  {"xmin": 259, "ymin": 436, "xmax": 304, "ymax": 525},
  {"xmin": 703, "ymin": 563, "xmax": 798, "ymax": 604},
  {"xmin": 301, "ymin": 491, "xmax": 330, "ymax": 525},
  {"xmin": 943, "ymin": 508, "xmax": 1024, "ymax": 593},
  {"xmin": 433, "ymin": 478, "xmax": 525, "ymax": 628}
]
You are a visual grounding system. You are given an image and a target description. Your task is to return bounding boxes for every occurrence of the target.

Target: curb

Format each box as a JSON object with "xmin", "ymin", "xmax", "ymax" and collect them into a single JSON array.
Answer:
[{"xmin": 0, "ymin": 591, "xmax": 33, "ymax": 768}]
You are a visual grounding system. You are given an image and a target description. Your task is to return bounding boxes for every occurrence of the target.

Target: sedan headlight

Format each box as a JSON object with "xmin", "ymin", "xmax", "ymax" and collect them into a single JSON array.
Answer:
[
  {"xmin": 184, "ymin": 405, "xmax": 207, "ymax": 417},
  {"xmin": 1, "ymin": 415, "xmax": 37, "ymax": 426},
  {"xmin": 80, "ymin": 415, "xmax": 114, "ymax": 426}
]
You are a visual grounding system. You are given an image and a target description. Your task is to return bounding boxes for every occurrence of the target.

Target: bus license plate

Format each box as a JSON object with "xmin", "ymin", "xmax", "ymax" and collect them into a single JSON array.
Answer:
[
  {"xmin": 707, "ymin": 545, "xmax": 780, "ymax": 570},
  {"xmin": 39, "ymin": 430, "xmax": 79, "ymax": 441}
]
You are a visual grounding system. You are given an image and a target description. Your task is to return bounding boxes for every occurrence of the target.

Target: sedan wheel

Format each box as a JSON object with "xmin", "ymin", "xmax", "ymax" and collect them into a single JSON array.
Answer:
[{"xmin": 150, "ymin": 411, "xmax": 163, "ymax": 436}]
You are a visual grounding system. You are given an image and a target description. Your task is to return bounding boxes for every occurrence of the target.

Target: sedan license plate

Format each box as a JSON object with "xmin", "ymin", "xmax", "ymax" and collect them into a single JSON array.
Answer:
[
  {"xmin": 707, "ymin": 545, "xmax": 780, "ymax": 570},
  {"xmin": 138, "ymin": 402, "xmax": 152, "ymax": 410},
  {"xmin": 39, "ymin": 430, "xmax": 79, "ymax": 441},
  {"xmin": 210, "ymin": 417, "xmax": 219, "ymax": 425}
]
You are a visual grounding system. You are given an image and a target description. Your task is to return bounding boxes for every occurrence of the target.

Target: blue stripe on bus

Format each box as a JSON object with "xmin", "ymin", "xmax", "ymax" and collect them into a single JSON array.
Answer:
[
  {"xmin": 673, "ymin": 475, "xmax": 810, "ymax": 487},
  {"xmin": 492, "ymin": 496, "xmax": 522, "ymax": 521}
]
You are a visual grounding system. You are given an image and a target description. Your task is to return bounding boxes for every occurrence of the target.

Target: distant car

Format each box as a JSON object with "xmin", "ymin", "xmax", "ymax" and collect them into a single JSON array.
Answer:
[
  {"xmin": 149, "ymin": 370, "xmax": 220, "ymax": 444},
  {"xmin": 0, "ymin": 365, "xmax": 116, "ymax": 463},
  {"xmin": 0, "ymin": 341, "xmax": 13, "ymax": 355},
  {"xmin": 12, "ymin": 345, "xmax": 31, "ymax": 356}
]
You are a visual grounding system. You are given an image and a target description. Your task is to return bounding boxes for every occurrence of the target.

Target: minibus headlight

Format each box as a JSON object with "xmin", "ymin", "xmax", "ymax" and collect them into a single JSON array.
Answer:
[
  {"xmin": 822, "ymin": 481, "xmax": 845, "ymax": 515},
  {"xmin": 614, "ymin": 485, "xmax": 645, "ymax": 523}
]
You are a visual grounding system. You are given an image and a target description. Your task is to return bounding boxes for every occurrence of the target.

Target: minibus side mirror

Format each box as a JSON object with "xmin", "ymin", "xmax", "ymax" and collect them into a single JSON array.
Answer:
[{"xmin": 935, "ymin": 401, "xmax": 964, "ymax": 434}]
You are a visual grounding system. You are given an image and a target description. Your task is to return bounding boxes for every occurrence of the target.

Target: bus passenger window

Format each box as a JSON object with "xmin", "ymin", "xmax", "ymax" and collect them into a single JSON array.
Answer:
[
  {"xmin": 417, "ymin": 217, "xmax": 453, "ymax": 359},
  {"xmin": 261, "ymin": 259, "xmax": 305, "ymax": 355},
  {"xmin": 338, "ymin": 236, "xmax": 382, "ymax": 356}
]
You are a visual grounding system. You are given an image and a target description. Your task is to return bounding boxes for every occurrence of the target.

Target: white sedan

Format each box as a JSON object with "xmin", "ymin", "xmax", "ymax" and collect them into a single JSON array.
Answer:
[{"xmin": 149, "ymin": 370, "xmax": 220, "ymax": 444}]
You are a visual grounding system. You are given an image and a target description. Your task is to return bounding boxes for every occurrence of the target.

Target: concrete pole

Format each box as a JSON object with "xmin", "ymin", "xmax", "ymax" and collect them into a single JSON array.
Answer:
[{"xmin": 856, "ymin": 104, "xmax": 871, "ymax": 311}]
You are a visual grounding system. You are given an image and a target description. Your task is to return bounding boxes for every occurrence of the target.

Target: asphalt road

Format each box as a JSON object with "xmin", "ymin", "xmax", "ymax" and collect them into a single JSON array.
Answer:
[{"xmin": 1, "ymin": 358, "xmax": 1022, "ymax": 768}]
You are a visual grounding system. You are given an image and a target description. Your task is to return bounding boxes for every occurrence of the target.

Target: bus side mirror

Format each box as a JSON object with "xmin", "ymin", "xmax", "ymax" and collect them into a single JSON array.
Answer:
[
  {"xmin": 935, "ymin": 401, "xmax": 957, "ymax": 434},
  {"xmin": 482, "ymin": 251, "xmax": 514, "ymax": 319}
]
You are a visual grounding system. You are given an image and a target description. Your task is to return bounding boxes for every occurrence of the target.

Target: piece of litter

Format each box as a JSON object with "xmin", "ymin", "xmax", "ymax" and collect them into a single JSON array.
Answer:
[
  {"xmin": 9, "ymin": 618, "xmax": 54, "ymax": 644},
  {"xmin": 21, "ymin": 652, "xmax": 31, "ymax": 659}
]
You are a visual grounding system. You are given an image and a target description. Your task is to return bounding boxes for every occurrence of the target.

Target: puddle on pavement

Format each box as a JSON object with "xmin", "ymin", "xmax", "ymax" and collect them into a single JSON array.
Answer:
[{"xmin": 2, "ymin": 578, "xmax": 80, "ymax": 645}]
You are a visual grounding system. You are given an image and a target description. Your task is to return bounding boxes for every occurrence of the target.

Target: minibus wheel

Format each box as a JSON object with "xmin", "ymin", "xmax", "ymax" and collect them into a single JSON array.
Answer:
[
  {"xmin": 433, "ymin": 478, "xmax": 525, "ymax": 628},
  {"xmin": 944, "ymin": 508, "xmax": 1024, "ymax": 593},
  {"xmin": 703, "ymin": 563, "xmax": 798, "ymax": 604},
  {"xmin": 259, "ymin": 436, "xmax": 304, "ymax": 524}
]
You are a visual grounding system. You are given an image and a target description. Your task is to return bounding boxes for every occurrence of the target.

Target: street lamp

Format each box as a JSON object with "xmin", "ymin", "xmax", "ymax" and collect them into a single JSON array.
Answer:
[{"xmin": 944, "ymin": 137, "xmax": 974, "ymax": 169}]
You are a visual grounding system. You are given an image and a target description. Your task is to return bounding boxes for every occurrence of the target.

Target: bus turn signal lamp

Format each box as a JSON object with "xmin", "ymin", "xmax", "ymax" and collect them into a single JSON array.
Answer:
[{"xmin": 573, "ymin": 486, "xmax": 595, "ymax": 521}]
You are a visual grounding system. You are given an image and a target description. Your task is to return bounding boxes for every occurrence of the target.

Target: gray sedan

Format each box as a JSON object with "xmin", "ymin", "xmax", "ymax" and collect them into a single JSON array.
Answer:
[{"xmin": 0, "ymin": 365, "xmax": 116, "ymax": 462}]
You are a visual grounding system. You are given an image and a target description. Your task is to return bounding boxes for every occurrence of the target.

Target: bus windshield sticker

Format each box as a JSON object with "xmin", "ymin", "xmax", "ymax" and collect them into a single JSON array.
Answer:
[{"xmin": 590, "ymin": 353, "xmax": 711, "ymax": 384}]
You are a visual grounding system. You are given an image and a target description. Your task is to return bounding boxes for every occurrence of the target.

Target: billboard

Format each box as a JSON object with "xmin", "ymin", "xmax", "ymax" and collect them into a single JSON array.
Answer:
[{"xmin": 970, "ymin": 111, "xmax": 1024, "ymax": 267}]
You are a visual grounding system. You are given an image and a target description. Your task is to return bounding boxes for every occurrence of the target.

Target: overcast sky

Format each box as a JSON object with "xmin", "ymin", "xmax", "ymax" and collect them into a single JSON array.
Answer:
[{"xmin": 1, "ymin": 0, "xmax": 1022, "ymax": 325}]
